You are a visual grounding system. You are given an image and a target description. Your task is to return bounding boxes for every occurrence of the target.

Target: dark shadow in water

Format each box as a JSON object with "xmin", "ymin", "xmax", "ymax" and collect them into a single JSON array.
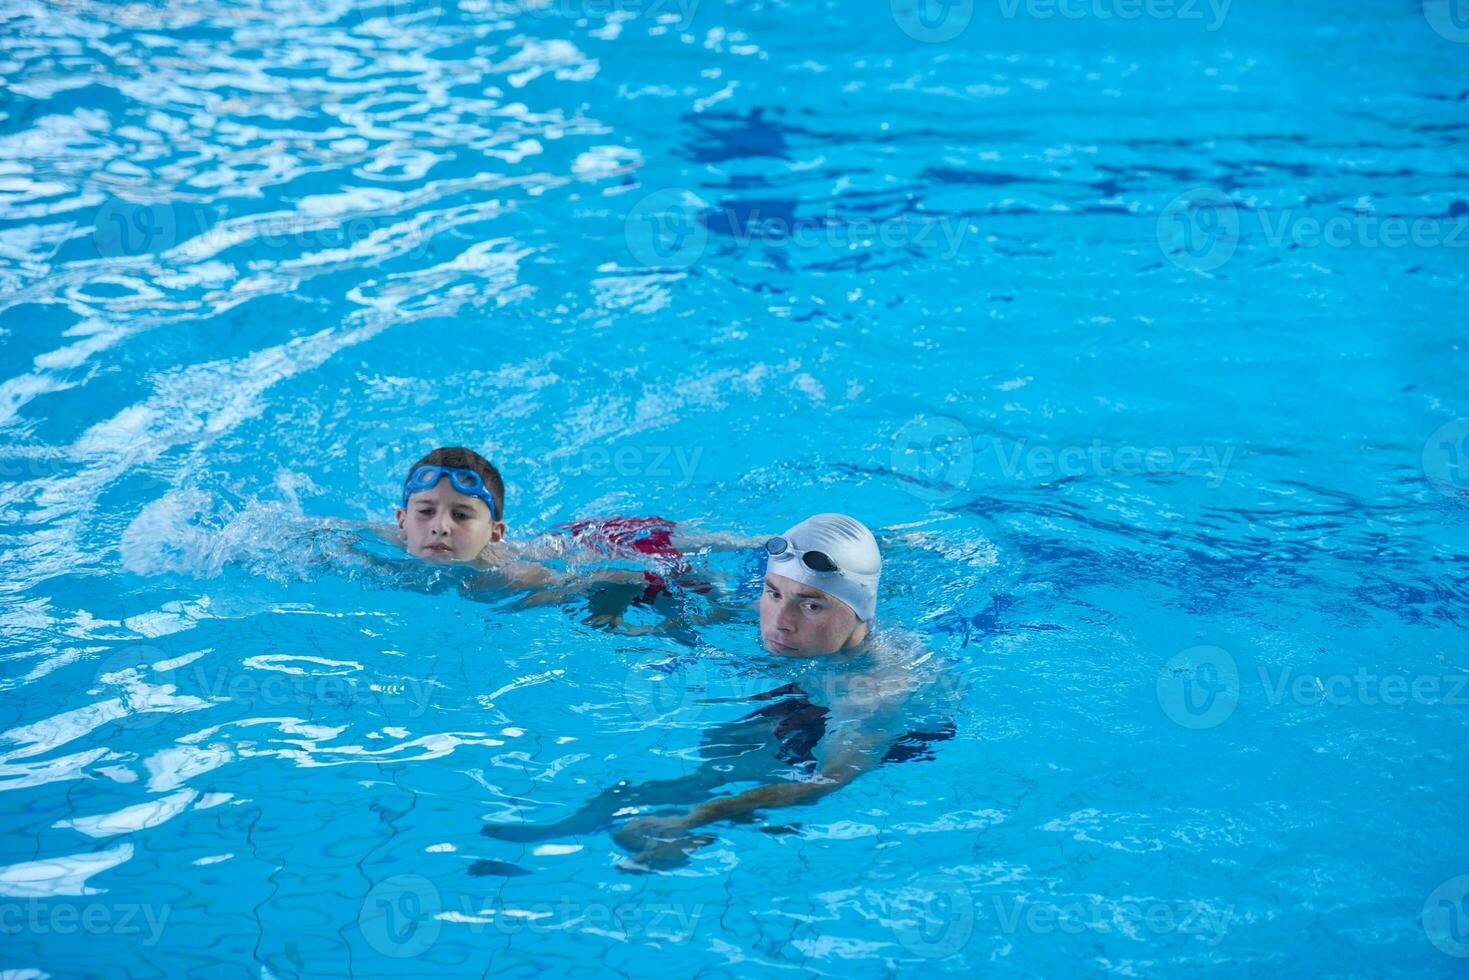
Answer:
[{"xmin": 481, "ymin": 682, "xmax": 955, "ymax": 846}]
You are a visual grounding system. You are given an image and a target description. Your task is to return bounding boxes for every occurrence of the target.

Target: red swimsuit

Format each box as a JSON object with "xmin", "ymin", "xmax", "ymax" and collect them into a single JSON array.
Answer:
[{"xmin": 559, "ymin": 516, "xmax": 709, "ymax": 603}]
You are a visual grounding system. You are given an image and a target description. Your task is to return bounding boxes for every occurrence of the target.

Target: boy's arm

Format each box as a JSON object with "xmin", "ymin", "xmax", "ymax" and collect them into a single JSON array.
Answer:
[
  {"xmin": 668, "ymin": 530, "xmax": 769, "ymax": 553},
  {"xmin": 316, "ymin": 519, "xmax": 399, "ymax": 546},
  {"xmin": 497, "ymin": 559, "xmax": 568, "ymax": 592},
  {"xmin": 505, "ymin": 565, "xmax": 660, "ymax": 607}
]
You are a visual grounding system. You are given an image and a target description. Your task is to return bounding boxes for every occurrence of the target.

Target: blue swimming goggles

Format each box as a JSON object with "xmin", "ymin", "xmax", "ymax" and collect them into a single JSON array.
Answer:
[{"xmin": 401, "ymin": 465, "xmax": 499, "ymax": 520}]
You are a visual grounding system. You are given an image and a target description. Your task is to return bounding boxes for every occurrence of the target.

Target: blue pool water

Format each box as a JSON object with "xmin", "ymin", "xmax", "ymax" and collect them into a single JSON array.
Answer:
[{"xmin": 3, "ymin": 0, "xmax": 1469, "ymax": 975}]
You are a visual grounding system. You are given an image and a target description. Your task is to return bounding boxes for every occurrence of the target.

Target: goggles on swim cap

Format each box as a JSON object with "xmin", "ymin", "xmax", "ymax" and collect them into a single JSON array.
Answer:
[
  {"xmin": 765, "ymin": 536, "xmax": 840, "ymax": 574},
  {"xmin": 763, "ymin": 514, "xmax": 881, "ymax": 622},
  {"xmin": 401, "ymin": 465, "xmax": 499, "ymax": 520}
]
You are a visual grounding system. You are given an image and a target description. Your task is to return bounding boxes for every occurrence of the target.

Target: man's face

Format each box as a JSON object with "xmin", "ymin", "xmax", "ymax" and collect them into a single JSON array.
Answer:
[
  {"xmin": 759, "ymin": 571, "xmax": 866, "ymax": 657},
  {"xmin": 395, "ymin": 480, "xmax": 504, "ymax": 562}
]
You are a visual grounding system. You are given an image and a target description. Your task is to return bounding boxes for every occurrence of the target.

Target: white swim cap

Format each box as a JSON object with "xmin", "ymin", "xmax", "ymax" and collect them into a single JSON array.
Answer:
[{"xmin": 765, "ymin": 513, "xmax": 882, "ymax": 621}]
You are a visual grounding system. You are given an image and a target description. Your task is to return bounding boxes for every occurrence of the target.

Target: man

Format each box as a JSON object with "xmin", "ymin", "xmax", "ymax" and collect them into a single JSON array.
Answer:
[{"xmin": 483, "ymin": 514, "xmax": 954, "ymax": 871}]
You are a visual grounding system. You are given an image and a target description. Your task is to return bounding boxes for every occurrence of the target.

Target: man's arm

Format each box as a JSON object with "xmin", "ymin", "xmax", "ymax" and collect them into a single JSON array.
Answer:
[
  {"xmin": 610, "ymin": 727, "xmax": 890, "ymax": 869},
  {"xmin": 684, "ymin": 727, "xmax": 886, "ymax": 824}
]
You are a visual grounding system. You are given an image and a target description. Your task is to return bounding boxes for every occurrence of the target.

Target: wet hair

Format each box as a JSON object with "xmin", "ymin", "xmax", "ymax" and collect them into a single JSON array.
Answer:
[{"xmin": 403, "ymin": 446, "xmax": 505, "ymax": 521}]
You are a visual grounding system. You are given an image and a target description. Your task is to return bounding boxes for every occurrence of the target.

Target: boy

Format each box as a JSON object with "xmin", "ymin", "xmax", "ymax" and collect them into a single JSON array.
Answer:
[
  {"xmin": 390, "ymin": 445, "xmax": 748, "ymax": 614},
  {"xmin": 390, "ymin": 446, "xmax": 561, "ymax": 591},
  {"xmin": 483, "ymin": 513, "xmax": 956, "ymax": 870},
  {"xmin": 395, "ymin": 446, "xmax": 507, "ymax": 563}
]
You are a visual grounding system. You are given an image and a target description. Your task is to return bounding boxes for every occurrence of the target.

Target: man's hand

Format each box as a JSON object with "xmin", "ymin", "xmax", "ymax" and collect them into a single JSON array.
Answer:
[{"xmin": 612, "ymin": 813, "xmax": 715, "ymax": 871}]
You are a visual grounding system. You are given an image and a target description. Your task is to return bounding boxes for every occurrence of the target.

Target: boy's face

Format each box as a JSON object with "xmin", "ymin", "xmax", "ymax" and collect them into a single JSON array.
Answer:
[
  {"xmin": 759, "ymin": 571, "xmax": 867, "ymax": 657},
  {"xmin": 395, "ymin": 481, "xmax": 505, "ymax": 562}
]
